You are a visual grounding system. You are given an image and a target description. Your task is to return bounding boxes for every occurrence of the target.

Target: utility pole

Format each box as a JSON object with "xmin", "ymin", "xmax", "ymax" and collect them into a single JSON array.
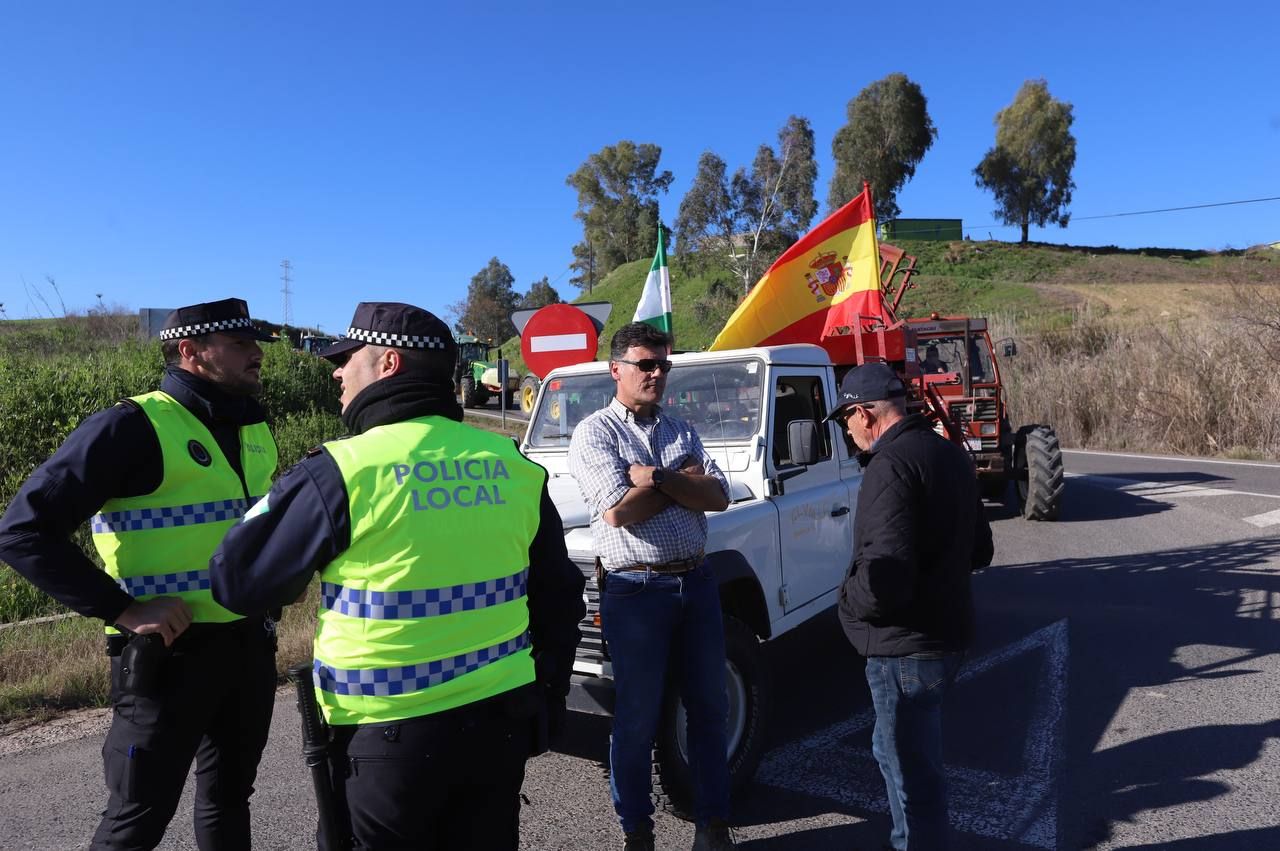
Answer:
[
  {"xmin": 587, "ymin": 239, "xmax": 595, "ymax": 294},
  {"xmin": 280, "ymin": 259, "xmax": 293, "ymax": 330}
]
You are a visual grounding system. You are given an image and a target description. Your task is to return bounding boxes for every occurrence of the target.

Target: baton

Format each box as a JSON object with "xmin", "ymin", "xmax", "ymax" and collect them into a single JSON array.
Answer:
[{"xmin": 288, "ymin": 662, "xmax": 345, "ymax": 851}]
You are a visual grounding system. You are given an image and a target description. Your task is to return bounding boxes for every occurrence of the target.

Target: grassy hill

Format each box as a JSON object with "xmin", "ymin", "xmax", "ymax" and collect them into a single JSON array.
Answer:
[{"xmin": 495, "ymin": 240, "xmax": 1280, "ymax": 382}]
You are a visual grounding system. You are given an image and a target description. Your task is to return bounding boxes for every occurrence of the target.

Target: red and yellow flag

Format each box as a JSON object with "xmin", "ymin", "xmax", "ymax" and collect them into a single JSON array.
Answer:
[{"xmin": 709, "ymin": 186, "xmax": 883, "ymax": 361}]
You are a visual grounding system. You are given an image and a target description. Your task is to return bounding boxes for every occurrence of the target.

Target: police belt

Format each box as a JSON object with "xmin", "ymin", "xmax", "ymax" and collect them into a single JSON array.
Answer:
[
  {"xmin": 106, "ymin": 616, "xmax": 270, "ymax": 657},
  {"xmin": 610, "ymin": 554, "xmax": 704, "ymax": 575}
]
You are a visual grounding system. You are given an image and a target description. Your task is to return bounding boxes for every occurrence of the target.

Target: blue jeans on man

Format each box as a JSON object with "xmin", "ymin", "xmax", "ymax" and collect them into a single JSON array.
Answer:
[
  {"xmin": 864, "ymin": 651, "xmax": 964, "ymax": 850},
  {"xmin": 601, "ymin": 562, "xmax": 731, "ymax": 835}
]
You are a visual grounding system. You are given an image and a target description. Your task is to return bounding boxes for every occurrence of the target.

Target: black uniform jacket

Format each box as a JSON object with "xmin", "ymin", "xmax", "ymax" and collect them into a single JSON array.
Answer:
[
  {"xmin": 838, "ymin": 414, "xmax": 995, "ymax": 657},
  {"xmin": 208, "ymin": 374, "xmax": 586, "ymax": 700},
  {"xmin": 0, "ymin": 368, "xmax": 268, "ymax": 624}
]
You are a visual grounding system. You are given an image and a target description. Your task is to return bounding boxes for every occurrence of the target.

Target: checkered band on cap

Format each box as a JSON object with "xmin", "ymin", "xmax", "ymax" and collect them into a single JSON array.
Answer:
[
  {"xmin": 345, "ymin": 326, "xmax": 450, "ymax": 349},
  {"xmin": 159, "ymin": 317, "xmax": 256, "ymax": 341},
  {"xmin": 313, "ymin": 631, "xmax": 530, "ymax": 697},
  {"xmin": 321, "ymin": 569, "xmax": 528, "ymax": 620}
]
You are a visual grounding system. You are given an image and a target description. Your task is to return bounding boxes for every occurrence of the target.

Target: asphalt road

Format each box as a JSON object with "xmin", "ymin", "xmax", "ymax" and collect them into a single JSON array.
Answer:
[{"xmin": 2, "ymin": 448, "xmax": 1279, "ymax": 850}]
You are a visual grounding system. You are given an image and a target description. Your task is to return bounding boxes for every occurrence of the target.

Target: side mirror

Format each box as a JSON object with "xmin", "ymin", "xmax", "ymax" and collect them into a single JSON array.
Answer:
[
  {"xmin": 787, "ymin": 419, "xmax": 821, "ymax": 466},
  {"xmin": 998, "ymin": 338, "xmax": 1017, "ymax": 357}
]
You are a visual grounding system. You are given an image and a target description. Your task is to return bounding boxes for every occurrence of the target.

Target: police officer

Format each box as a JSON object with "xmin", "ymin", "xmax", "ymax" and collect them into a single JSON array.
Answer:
[
  {"xmin": 209, "ymin": 302, "xmax": 585, "ymax": 851},
  {"xmin": 0, "ymin": 297, "xmax": 280, "ymax": 850}
]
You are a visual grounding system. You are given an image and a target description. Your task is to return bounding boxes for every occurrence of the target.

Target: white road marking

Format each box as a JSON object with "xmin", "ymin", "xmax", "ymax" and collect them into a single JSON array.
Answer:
[
  {"xmin": 529, "ymin": 333, "xmax": 588, "ymax": 353},
  {"xmin": 1063, "ymin": 448, "xmax": 1280, "ymax": 470},
  {"xmin": 1243, "ymin": 508, "xmax": 1280, "ymax": 528},
  {"xmin": 756, "ymin": 620, "xmax": 1069, "ymax": 849},
  {"xmin": 1068, "ymin": 472, "xmax": 1280, "ymax": 502}
]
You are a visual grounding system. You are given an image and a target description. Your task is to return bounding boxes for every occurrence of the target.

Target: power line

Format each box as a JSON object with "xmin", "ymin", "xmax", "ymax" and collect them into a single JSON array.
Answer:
[{"xmin": 961, "ymin": 194, "xmax": 1280, "ymax": 236}]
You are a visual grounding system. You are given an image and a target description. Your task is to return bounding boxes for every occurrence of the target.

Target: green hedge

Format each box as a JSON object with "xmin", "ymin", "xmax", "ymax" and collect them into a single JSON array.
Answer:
[{"xmin": 0, "ymin": 330, "xmax": 344, "ymax": 622}]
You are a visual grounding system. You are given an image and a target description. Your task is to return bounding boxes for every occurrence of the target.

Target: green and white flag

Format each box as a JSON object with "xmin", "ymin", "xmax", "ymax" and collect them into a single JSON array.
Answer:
[{"xmin": 633, "ymin": 224, "xmax": 672, "ymax": 333}]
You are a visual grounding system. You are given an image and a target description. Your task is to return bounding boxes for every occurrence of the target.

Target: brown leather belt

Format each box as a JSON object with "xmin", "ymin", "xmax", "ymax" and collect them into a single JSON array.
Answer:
[{"xmin": 612, "ymin": 554, "xmax": 704, "ymax": 575}]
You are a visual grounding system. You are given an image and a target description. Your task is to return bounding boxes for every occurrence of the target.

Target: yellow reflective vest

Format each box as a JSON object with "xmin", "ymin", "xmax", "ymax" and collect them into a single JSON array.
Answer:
[
  {"xmin": 315, "ymin": 416, "xmax": 545, "ymax": 726},
  {"xmin": 91, "ymin": 391, "xmax": 277, "ymax": 630}
]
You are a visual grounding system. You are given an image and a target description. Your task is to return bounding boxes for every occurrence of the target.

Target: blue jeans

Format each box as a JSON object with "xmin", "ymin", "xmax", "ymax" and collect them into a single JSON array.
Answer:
[
  {"xmin": 864, "ymin": 652, "xmax": 963, "ymax": 851},
  {"xmin": 601, "ymin": 563, "xmax": 730, "ymax": 835}
]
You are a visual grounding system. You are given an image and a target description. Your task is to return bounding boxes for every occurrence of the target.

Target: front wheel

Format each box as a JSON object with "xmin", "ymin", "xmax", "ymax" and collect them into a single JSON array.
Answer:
[
  {"xmin": 519, "ymin": 375, "xmax": 541, "ymax": 415},
  {"xmin": 652, "ymin": 615, "xmax": 771, "ymax": 820},
  {"xmin": 460, "ymin": 375, "xmax": 478, "ymax": 408}
]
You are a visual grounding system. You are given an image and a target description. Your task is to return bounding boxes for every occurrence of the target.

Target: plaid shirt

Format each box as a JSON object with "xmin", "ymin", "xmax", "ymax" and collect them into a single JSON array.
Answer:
[{"xmin": 568, "ymin": 398, "xmax": 729, "ymax": 570}]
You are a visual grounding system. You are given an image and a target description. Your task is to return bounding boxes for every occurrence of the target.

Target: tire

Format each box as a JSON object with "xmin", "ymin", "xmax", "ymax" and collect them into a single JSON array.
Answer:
[
  {"xmin": 474, "ymin": 386, "xmax": 491, "ymax": 407},
  {"xmin": 1015, "ymin": 424, "xmax": 1065, "ymax": 520},
  {"xmin": 652, "ymin": 615, "xmax": 771, "ymax": 820},
  {"xmin": 519, "ymin": 375, "xmax": 541, "ymax": 415},
  {"xmin": 461, "ymin": 375, "xmax": 478, "ymax": 408}
]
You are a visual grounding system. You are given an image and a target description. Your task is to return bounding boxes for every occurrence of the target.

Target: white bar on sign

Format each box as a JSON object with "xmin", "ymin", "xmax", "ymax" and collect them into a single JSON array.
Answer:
[{"xmin": 530, "ymin": 333, "xmax": 588, "ymax": 353}]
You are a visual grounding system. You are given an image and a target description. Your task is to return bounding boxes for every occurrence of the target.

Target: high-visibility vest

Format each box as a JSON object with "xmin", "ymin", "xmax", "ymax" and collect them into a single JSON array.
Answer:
[
  {"xmin": 91, "ymin": 391, "xmax": 277, "ymax": 631},
  {"xmin": 316, "ymin": 416, "xmax": 545, "ymax": 726}
]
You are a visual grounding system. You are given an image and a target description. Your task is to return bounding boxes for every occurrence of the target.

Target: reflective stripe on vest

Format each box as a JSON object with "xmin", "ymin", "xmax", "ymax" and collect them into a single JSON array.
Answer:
[
  {"xmin": 92, "ymin": 391, "xmax": 277, "ymax": 627},
  {"xmin": 317, "ymin": 416, "xmax": 545, "ymax": 725}
]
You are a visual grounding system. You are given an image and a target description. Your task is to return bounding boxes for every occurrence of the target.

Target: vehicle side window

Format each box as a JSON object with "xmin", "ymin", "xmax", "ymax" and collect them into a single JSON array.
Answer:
[{"xmin": 771, "ymin": 375, "xmax": 832, "ymax": 467}]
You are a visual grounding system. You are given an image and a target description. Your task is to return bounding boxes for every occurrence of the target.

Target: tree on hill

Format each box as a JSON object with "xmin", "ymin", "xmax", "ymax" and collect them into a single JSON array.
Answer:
[
  {"xmin": 675, "ymin": 116, "xmax": 818, "ymax": 293},
  {"xmin": 519, "ymin": 276, "xmax": 562, "ymax": 310},
  {"xmin": 829, "ymin": 73, "xmax": 937, "ymax": 220},
  {"xmin": 566, "ymin": 141, "xmax": 673, "ymax": 289},
  {"xmin": 449, "ymin": 257, "xmax": 519, "ymax": 342},
  {"xmin": 974, "ymin": 79, "xmax": 1077, "ymax": 245}
]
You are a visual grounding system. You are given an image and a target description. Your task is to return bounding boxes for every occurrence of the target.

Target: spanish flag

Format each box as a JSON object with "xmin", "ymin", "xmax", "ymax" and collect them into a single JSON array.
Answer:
[{"xmin": 709, "ymin": 186, "xmax": 883, "ymax": 362}]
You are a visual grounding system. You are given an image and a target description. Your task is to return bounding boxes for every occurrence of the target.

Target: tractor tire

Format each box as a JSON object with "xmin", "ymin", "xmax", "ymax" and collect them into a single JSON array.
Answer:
[
  {"xmin": 652, "ymin": 615, "xmax": 771, "ymax": 820},
  {"xmin": 461, "ymin": 376, "xmax": 479, "ymax": 408},
  {"xmin": 519, "ymin": 375, "xmax": 541, "ymax": 415},
  {"xmin": 1015, "ymin": 424, "xmax": 1065, "ymax": 521},
  {"xmin": 474, "ymin": 386, "xmax": 491, "ymax": 407}
]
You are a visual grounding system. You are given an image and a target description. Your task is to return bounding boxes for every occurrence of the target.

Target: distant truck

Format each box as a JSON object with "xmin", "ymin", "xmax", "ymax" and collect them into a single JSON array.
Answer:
[
  {"xmin": 522, "ymin": 344, "xmax": 860, "ymax": 816},
  {"xmin": 454, "ymin": 333, "xmax": 519, "ymax": 408}
]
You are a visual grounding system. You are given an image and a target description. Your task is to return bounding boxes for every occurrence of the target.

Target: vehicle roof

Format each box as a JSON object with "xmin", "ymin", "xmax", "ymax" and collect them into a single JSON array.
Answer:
[{"xmin": 542, "ymin": 344, "xmax": 834, "ymax": 379}]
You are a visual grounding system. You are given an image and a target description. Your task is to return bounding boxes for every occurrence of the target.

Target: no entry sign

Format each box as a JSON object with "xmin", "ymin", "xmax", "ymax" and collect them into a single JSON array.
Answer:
[{"xmin": 519, "ymin": 304, "xmax": 600, "ymax": 378}]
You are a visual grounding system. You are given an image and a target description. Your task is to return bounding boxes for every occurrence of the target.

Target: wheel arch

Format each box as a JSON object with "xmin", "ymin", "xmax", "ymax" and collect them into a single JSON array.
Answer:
[{"xmin": 705, "ymin": 549, "xmax": 771, "ymax": 640}]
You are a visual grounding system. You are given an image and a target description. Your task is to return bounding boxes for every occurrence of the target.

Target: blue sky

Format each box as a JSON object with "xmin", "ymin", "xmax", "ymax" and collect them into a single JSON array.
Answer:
[{"xmin": 2, "ymin": 1, "xmax": 1277, "ymax": 335}]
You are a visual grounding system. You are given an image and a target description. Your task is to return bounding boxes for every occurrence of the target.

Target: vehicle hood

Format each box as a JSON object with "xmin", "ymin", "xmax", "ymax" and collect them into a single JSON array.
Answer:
[{"xmin": 547, "ymin": 473, "xmax": 591, "ymax": 530}]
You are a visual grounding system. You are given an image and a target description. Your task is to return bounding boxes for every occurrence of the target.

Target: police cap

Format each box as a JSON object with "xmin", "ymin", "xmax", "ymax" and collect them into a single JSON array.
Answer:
[
  {"xmin": 319, "ymin": 302, "xmax": 456, "ymax": 363},
  {"xmin": 824, "ymin": 362, "xmax": 907, "ymax": 422},
  {"xmin": 160, "ymin": 298, "xmax": 274, "ymax": 342}
]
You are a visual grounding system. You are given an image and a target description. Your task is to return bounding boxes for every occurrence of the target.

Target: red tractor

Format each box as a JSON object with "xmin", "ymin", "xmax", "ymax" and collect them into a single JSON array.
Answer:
[{"xmin": 827, "ymin": 244, "xmax": 1064, "ymax": 520}]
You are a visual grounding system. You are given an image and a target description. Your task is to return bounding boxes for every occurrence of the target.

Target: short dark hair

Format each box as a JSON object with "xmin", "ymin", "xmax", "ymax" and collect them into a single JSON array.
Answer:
[
  {"xmin": 610, "ymin": 322, "xmax": 672, "ymax": 361},
  {"xmin": 161, "ymin": 339, "xmax": 182, "ymax": 365}
]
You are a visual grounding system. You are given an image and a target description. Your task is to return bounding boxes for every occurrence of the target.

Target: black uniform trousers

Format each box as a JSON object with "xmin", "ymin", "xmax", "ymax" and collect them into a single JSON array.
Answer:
[
  {"xmin": 327, "ymin": 686, "xmax": 537, "ymax": 851},
  {"xmin": 91, "ymin": 619, "xmax": 277, "ymax": 851}
]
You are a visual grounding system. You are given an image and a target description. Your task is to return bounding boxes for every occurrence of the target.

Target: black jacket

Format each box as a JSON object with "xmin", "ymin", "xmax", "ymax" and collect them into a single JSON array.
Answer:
[
  {"xmin": 838, "ymin": 414, "xmax": 994, "ymax": 657},
  {"xmin": 209, "ymin": 374, "xmax": 586, "ymax": 703},
  {"xmin": 0, "ymin": 368, "xmax": 267, "ymax": 623}
]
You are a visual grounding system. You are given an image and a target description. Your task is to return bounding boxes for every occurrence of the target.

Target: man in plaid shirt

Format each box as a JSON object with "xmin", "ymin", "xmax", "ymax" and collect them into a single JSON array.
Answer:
[{"xmin": 568, "ymin": 322, "xmax": 734, "ymax": 851}]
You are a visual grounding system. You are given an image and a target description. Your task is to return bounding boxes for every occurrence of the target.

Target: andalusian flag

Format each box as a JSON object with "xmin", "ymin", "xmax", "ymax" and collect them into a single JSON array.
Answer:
[
  {"xmin": 709, "ymin": 186, "xmax": 882, "ymax": 362},
  {"xmin": 634, "ymin": 224, "xmax": 672, "ymax": 333}
]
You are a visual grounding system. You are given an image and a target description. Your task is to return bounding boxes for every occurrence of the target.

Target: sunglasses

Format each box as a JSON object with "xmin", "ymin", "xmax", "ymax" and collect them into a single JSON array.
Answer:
[
  {"xmin": 615, "ymin": 357, "xmax": 673, "ymax": 374},
  {"xmin": 834, "ymin": 405, "xmax": 873, "ymax": 425}
]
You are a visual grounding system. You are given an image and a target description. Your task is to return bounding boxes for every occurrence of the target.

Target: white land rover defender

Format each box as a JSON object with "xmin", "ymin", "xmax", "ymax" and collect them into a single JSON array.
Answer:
[{"xmin": 521, "ymin": 344, "xmax": 863, "ymax": 814}]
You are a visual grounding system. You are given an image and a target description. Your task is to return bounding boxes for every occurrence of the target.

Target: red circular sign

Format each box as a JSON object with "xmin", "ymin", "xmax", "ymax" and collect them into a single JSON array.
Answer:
[{"xmin": 520, "ymin": 304, "xmax": 600, "ymax": 378}]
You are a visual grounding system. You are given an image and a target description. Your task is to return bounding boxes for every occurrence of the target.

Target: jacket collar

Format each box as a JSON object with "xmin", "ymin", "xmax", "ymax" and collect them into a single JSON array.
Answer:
[{"xmin": 856, "ymin": 413, "xmax": 930, "ymax": 466}]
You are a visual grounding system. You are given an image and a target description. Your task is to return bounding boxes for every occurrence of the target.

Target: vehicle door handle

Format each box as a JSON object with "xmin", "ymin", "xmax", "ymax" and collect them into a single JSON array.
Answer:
[{"xmin": 831, "ymin": 506, "xmax": 849, "ymax": 517}]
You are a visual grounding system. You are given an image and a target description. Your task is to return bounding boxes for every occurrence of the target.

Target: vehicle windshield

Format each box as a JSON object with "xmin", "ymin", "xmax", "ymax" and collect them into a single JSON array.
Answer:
[
  {"xmin": 527, "ymin": 359, "xmax": 765, "ymax": 447},
  {"xmin": 458, "ymin": 342, "xmax": 490, "ymax": 364},
  {"xmin": 916, "ymin": 335, "xmax": 995, "ymax": 383}
]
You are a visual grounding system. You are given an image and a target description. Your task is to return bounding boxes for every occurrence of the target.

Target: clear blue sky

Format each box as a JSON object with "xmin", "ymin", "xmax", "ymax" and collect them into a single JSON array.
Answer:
[{"xmin": 2, "ymin": 1, "xmax": 1277, "ymax": 335}]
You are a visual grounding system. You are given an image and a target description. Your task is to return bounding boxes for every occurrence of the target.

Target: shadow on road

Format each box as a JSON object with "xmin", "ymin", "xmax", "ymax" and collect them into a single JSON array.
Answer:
[{"xmin": 984, "ymin": 537, "xmax": 1280, "ymax": 849}]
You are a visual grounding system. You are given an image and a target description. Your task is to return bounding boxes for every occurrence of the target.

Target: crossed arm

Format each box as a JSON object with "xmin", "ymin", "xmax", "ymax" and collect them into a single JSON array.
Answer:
[{"xmin": 602, "ymin": 460, "xmax": 729, "ymax": 528}]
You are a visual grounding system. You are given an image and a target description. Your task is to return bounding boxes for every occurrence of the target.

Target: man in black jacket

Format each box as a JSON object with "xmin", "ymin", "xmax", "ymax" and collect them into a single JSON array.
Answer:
[{"xmin": 826, "ymin": 363, "xmax": 993, "ymax": 851}]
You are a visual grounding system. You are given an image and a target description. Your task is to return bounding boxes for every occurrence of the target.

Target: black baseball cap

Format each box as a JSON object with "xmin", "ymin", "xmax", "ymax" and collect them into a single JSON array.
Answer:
[
  {"xmin": 160, "ymin": 298, "xmax": 274, "ymax": 342},
  {"xmin": 824, "ymin": 362, "xmax": 907, "ymax": 422},
  {"xmin": 319, "ymin": 302, "xmax": 456, "ymax": 363}
]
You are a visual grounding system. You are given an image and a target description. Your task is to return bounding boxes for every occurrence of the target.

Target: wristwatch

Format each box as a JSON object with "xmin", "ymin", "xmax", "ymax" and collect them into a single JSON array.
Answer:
[{"xmin": 651, "ymin": 467, "xmax": 667, "ymax": 489}]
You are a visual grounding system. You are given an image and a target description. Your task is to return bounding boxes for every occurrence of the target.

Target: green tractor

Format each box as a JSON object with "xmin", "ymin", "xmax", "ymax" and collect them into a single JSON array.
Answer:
[{"xmin": 453, "ymin": 333, "xmax": 518, "ymax": 408}]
